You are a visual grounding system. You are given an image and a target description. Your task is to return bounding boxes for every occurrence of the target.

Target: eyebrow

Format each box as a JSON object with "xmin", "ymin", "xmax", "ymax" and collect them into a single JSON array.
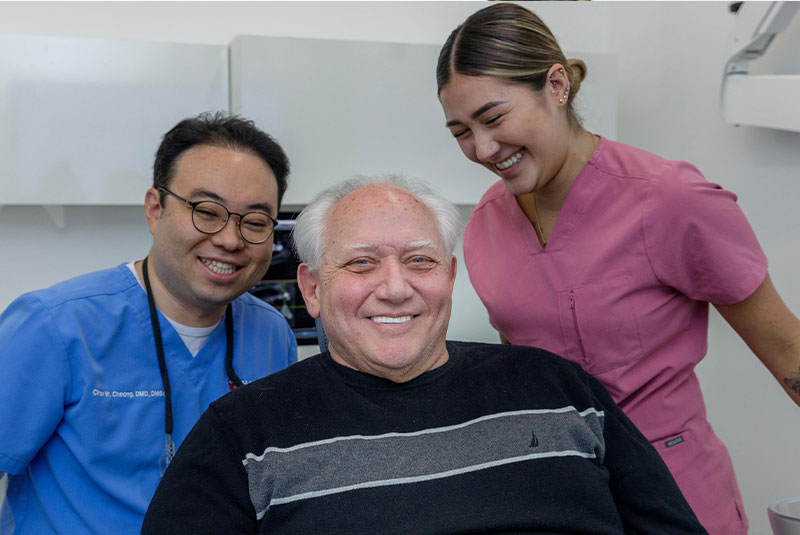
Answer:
[
  {"xmin": 188, "ymin": 187, "xmax": 274, "ymax": 214},
  {"xmin": 348, "ymin": 240, "xmax": 433, "ymax": 253},
  {"xmin": 445, "ymin": 100, "xmax": 507, "ymax": 128}
]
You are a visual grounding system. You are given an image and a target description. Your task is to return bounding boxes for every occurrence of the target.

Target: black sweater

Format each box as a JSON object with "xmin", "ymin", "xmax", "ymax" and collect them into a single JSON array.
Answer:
[{"xmin": 142, "ymin": 341, "xmax": 706, "ymax": 534}]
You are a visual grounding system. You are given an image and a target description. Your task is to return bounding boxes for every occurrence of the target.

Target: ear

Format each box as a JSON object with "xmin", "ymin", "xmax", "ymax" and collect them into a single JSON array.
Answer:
[
  {"xmin": 448, "ymin": 255, "xmax": 457, "ymax": 289},
  {"xmin": 144, "ymin": 188, "xmax": 162, "ymax": 236},
  {"xmin": 547, "ymin": 63, "xmax": 570, "ymax": 107},
  {"xmin": 297, "ymin": 263, "xmax": 321, "ymax": 319}
]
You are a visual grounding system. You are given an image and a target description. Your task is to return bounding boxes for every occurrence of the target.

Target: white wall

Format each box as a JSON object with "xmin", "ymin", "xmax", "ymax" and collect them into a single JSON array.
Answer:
[{"xmin": 1, "ymin": 2, "xmax": 797, "ymax": 533}]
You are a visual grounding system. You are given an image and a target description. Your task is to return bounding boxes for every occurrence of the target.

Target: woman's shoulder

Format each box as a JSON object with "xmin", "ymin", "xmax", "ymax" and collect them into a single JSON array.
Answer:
[
  {"xmin": 467, "ymin": 180, "xmax": 510, "ymax": 233},
  {"xmin": 592, "ymin": 138, "xmax": 703, "ymax": 188},
  {"xmin": 464, "ymin": 180, "xmax": 510, "ymax": 241},
  {"xmin": 472, "ymin": 180, "xmax": 508, "ymax": 212}
]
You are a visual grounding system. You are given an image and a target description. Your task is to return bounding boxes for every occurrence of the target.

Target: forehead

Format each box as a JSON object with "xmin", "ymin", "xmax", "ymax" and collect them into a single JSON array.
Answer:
[
  {"xmin": 325, "ymin": 185, "xmax": 442, "ymax": 254},
  {"xmin": 171, "ymin": 144, "xmax": 278, "ymax": 203},
  {"xmin": 440, "ymin": 74, "xmax": 528, "ymax": 117}
]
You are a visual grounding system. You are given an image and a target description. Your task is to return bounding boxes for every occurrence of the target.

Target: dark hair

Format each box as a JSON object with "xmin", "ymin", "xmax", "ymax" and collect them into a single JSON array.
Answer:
[
  {"xmin": 153, "ymin": 111, "xmax": 290, "ymax": 207},
  {"xmin": 437, "ymin": 3, "xmax": 587, "ymax": 127}
]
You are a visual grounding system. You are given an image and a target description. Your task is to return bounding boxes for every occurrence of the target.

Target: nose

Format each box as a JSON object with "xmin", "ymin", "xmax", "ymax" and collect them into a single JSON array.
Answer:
[
  {"xmin": 374, "ymin": 259, "xmax": 414, "ymax": 303},
  {"xmin": 474, "ymin": 133, "xmax": 500, "ymax": 163},
  {"xmin": 210, "ymin": 216, "xmax": 246, "ymax": 251}
]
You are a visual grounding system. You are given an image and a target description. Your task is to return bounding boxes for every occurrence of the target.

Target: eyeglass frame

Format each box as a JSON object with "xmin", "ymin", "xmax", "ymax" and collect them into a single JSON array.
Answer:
[{"xmin": 157, "ymin": 187, "xmax": 278, "ymax": 244}]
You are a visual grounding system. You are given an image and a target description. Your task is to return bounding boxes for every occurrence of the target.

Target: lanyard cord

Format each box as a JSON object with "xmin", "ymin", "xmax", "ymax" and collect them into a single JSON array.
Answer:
[
  {"xmin": 142, "ymin": 256, "xmax": 173, "ymax": 437},
  {"xmin": 141, "ymin": 256, "xmax": 241, "ymax": 473},
  {"xmin": 225, "ymin": 309, "xmax": 243, "ymax": 390}
]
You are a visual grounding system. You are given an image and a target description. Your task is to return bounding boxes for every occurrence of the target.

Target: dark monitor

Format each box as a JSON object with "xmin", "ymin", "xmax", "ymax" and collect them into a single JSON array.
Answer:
[{"xmin": 249, "ymin": 213, "xmax": 318, "ymax": 346}]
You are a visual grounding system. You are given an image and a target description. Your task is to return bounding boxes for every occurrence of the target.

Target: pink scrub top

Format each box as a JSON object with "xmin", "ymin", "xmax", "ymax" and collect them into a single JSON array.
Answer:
[{"xmin": 463, "ymin": 137, "xmax": 766, "ymax": 535}]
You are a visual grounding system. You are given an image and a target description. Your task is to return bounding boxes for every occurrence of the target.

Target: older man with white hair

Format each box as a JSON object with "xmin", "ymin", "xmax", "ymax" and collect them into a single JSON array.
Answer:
[{"xmin": 142, "ymin": 174, "xmax": 707, "ymax": 534}]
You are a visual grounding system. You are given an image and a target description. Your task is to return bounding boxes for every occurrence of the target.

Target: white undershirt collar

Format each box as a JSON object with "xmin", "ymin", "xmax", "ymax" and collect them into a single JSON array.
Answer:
[{"xmin": 127, "ymin": 261, "xmax": 219, "ymax": 357}]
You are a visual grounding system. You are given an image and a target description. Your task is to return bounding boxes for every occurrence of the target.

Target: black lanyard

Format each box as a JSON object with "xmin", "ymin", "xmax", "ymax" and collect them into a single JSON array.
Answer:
[{"xmin": 141, "ymin": 256, "xmax": 242, "ymax": 474}]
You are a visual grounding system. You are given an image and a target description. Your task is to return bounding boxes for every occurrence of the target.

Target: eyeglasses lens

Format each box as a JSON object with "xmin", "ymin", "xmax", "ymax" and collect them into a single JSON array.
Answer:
[
  {"xmin": 239, "ymin": 213, "xmax": 273, "ymax": 243},
  {"xmin": 191, "ymin": 201, "xmax": 273, "ymax": 244},
  {"xmin": 192, "ymin": 201, "xmax": 227, "ymax": 233}
]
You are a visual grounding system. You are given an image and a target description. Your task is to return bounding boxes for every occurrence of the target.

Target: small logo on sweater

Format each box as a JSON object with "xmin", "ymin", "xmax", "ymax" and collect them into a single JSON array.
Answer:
[
  {"xmin": 529, "ymin": 431, "xmax": 539, "ymax": 448},
  {"xmin": 664, "ymin": 435, "xmax": 684, "ymax": 448}
]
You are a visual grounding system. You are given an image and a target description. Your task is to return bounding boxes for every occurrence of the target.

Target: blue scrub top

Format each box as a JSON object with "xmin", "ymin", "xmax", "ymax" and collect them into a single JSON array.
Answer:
[{"xmin": 0, "ymin": 264, "xmax": 297, "ymax": 534}]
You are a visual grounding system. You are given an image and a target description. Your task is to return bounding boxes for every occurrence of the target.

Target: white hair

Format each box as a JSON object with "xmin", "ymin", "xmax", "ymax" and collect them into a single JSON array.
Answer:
[{"xmin": 292, "ymin": 174, "xmax": 463, "ymax": 270}]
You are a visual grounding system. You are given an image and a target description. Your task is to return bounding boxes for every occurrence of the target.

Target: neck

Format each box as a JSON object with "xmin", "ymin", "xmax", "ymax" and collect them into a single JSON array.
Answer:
[
  {"xmin": 136, "ymin": 257, "xmax": 226, "ymax": 328},
  {"xmin": 534, "ymin": 128, "xmax": 597, "ymax": 212}
]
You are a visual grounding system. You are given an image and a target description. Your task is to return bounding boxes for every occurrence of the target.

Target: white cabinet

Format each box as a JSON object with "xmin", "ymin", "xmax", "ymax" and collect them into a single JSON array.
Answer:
[
  {"xmin": 0, "ymin": 36, "xmax": 228, "ymax": 205},
  {"xmin": 229, "ymin": 35, "xmax": 487, "ymax": 205},
  {"xmin": 0, "ymin": 33, "xmax": 615, "ymax": 207},
  {"xmin": 230, "ymin": 35, "xmax": 616, "ymax": 205}
]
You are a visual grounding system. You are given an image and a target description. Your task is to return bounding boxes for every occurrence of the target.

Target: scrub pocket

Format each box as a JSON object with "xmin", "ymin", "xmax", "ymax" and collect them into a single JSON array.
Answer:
[{"xmin": 557, "ymin": 276, "xmax": 644, "ymax": 374}]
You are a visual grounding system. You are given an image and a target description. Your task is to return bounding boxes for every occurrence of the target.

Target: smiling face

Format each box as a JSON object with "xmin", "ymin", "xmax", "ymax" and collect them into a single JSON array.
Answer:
[
  {"xmin": 297, "ymin": 185, "xmax": 457, "ymax": 383},
  {"xmin": 439, "ymin": 73, "xmax": 573, "ymax": 196},
  {"xmin": 144, "ymin": 144, "xmax": 279, "ymax": 326}
]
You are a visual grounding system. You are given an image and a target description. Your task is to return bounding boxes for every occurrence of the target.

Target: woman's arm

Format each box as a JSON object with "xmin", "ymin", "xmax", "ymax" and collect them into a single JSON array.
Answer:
[{"xmin": 715, "ymin": 273, "xmax": 800, "ymax": 406}]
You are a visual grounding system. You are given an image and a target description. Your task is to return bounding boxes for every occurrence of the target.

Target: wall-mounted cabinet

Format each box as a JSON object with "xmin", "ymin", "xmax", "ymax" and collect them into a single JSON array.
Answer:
[
  {"xmin": 230, "ymin": 35, "xmax": 616, "ymax": 206},
  {"xmin": 1, "ymin": 33, "xmax": 614, "ymax": 207},
  {"xmin": 0, "ymin": 36, "xmax": 228, "ymax": 205}
]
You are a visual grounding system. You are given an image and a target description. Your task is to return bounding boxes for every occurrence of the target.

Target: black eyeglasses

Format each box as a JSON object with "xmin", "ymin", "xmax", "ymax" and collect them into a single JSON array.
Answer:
[{"xmin": 158, "ymin": 187, "xmax": 278, "ymax": 244}]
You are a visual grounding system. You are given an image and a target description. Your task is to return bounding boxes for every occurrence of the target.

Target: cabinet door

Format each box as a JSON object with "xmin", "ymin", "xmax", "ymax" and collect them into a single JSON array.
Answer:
[
  {"xmin": 229, "ymin": 35, "xmax": 488, "ymax": 205},
  {"xmin": 0, "ymin": 35, "xmax": 228, "ymax": 205},
  {"xmin": 230, "ymin": 35, "xmax": 616, "ymax": 206}
]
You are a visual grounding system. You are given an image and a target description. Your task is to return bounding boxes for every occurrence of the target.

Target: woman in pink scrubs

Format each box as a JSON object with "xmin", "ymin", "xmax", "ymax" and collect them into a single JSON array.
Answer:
[{"xmin": 437, "ymin": 4, "xmax": 800, "ymax": 534}]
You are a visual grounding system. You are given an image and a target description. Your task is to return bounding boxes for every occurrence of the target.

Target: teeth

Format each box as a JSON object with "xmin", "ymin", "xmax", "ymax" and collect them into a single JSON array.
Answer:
[
  {"xmin": 495, "ymin": 150, "xmax": 523, "ymax": 170},
  {"xmin": 371, "ymin": 315, "xmax": 413, "ymax": 324},
  {"xmin": 201, "ymin": 258, "xmax": 237, "ymax": 275}
]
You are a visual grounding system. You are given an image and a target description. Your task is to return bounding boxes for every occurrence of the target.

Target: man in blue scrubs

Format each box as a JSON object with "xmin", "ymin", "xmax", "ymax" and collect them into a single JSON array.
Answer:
[{"xmin": 0, "ymin": 112, "xmax": 298, "ymax": 535}]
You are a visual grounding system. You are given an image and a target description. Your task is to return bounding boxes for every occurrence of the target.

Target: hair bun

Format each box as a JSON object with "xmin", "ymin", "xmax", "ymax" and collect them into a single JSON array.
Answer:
[{"xmin": 566, "ymin": 59, "xmax": 587, "ymax": 97}]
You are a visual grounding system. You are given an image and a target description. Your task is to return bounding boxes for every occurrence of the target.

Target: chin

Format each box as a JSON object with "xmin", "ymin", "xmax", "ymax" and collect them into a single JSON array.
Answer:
[
  {"xmin": 378, "ymin": 351, "xmax": 425, "ymax": 372},
  {"xmin": 501, "ymin": 181, "xmax": 527, "ymax": 196},
  {"xmin": 506, "ymin": 176, "xmax": 539, "ymax": 196},
  {"xmin": 201, "ymin": 288, "xmax": 243, "ymax": 308}
]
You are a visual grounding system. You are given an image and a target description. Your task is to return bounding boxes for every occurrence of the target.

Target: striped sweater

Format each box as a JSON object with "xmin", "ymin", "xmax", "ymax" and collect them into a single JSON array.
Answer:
[{"xmin": 143, "ymin": 341, "xmax": 706, "ymax": 534}]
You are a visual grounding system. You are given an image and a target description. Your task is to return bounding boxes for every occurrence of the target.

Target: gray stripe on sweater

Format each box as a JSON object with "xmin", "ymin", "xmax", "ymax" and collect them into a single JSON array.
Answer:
[{"xmin": 243, "ymin": 407, "xmax": 605, "ymax": 519}]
